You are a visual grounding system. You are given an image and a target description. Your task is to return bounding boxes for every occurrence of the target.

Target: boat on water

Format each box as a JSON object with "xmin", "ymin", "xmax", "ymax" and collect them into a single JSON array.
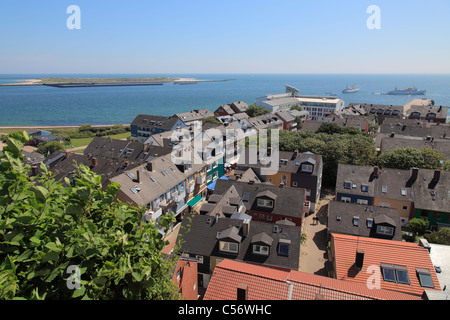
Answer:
[
  {"xmin": 387, "ymin": 86, "xmax": 426, "ymax": 95},
  {"xmin": 342, "ymin": 85, "xmax": 360, "ymax": 93}
]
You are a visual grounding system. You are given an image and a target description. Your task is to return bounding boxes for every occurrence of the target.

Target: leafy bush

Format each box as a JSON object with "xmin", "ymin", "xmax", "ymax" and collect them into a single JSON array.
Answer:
[{"xmin": 0, "ymin": 131, "xmax": 179, "ymax": 300}]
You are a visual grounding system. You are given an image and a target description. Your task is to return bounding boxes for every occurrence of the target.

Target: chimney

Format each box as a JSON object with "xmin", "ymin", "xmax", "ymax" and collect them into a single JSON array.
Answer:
[
  {"xmin": 146, "ymin": 162, "xmax": 153, "ymax": 172},
  {"xmin": 355, "ymin": 250, "xmax": 365, "ymax": 271},
  {"xmin": 136, "ymin": 170, "xmax": 141, "ymax": 184},
  {"xmin": 31, "ymin": 165, "xmax": 41, "ymax": 177},
  {"xmin": 373, "ymin": 166, "xmax": 379, "ymax": 178},
  {"xmin": 92, "ymin": 157, "xmax": 98, "ymax": 167},
  {"xmin": 292, "ymin": 150, "xmax": 298, "ymax": 159},
  {"xmin": 241, "ymin": 219, "xmax": 250, "ymax": 237},
  {"xmin": 65, "ymin": 151, "xmax": 71, "ymax": 157},
  {"xmin": 237, "ymin": 283, "xmax": 248, "ymax": 300},
  {"xmin": 432, "ymin": 170, "xmax": 441, "ymax": 183}
]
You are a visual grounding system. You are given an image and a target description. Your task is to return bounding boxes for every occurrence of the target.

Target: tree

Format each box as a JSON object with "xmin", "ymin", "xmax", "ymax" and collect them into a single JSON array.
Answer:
[
  {"xmin": 202, "ymin": 116, "xmax": 221, "ymax": 125},
  {"xmin": 424, "ymin": 228, "xmax": 450, "ymax": 245},
  {"xmin": 290, "ymin": 104, "xmax": 302, "ymax": 112},
  {"xmin": 0, "ymin": 131, "xmax": 180, "ymax": 300},
  {"xmin": 245, "ymin": 104, "xmax": 271, "ymax": 117},
  {"xmin": 378, "ymin": 147, "xmax": 446, "ymax": 171},
  {"xmin": 420, "ymin": 148, "xmax": 445, "ymax": 169},
  {"xmin": 407, "ymin": 218, "xmax": 429, "ymax": 240},
  {"xmin": 35, "ymin": 141, "xmax": 65, "ymax": 155},
  {"xmin": 377, "ymin": 147, "xmax": 424, "ymax": 170}
]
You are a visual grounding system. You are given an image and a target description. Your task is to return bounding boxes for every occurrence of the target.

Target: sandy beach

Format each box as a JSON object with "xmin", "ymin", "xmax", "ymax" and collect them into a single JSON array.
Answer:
[{"xmin": 0, "ymin": 79, "xmax": 43, "ymax": 86}]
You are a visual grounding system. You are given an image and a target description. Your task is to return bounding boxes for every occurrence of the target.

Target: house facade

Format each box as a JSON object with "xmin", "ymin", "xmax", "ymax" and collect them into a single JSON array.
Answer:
[{"xmin": 130, "ymin": 114, "xmax": 186, "ymax": 142}]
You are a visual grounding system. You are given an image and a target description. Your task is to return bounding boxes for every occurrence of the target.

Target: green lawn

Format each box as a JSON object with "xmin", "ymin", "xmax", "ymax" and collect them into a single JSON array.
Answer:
[{"xmin": 68, "ymin": 132, "xmax": 131, "ymax": 149}]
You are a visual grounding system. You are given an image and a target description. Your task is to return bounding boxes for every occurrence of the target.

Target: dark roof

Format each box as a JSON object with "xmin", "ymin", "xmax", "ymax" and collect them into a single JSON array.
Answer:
[
  {"xmin": 230, "ymin": 101, "xmax": 249, "ymax": 113},
  {"xmin": 379, "ymin": 118, "xmax": 450, "ymax": 139},
  {"xmin": 212, "ymin": 179, "xmax": 305, "ymax": 219},
  {"xmin": 175, "ymin": 109, "xmax": 215, "ymax": 122},
  {"xmin": 178, "ymin": 214, "xmax": 302, "ymax": 271},
  {"xmin": 380, "ymin": 136, "xmax": 450, "ymax": 158},
  {"xmin": 327, "ymin": 201, "xmax": 402, "ymax": 241},
  {"xmin": 83, "ymin": 137, "xmax": 172, "ymax": 162},
  {"xmin": 412, "ymin": 169, "xmax": 450, "ymax": 212},
  {"xmin": 237, "ymin": 148, "xmax": 322, "ymax": 176},
  {"xmin": 336, "ymin": 164, "xmax": 415, "ymax": 202},
  {"xmin": 131, "ymin": 114, "xmax": 185, "ymax": 131},
  {"xmin": 44, "ymin": 151, "xmax": 140, "ymax": 185}
]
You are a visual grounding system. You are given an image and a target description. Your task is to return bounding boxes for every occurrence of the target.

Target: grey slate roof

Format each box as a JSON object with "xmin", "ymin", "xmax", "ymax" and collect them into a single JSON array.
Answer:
[
  {"xmin": 212, "ymin": 179, "xmax": 305, "ymax": 219},
  {"xmin": 412, "ymin": 169, "xmax": 450, "ymax": 212},
  {"xmin": 178, "ymin": 214, "xmax": 302, "ymax": 271},
  {"xmin": 327, "ymin": 201, "xmax": 402, "ymax": 241}
]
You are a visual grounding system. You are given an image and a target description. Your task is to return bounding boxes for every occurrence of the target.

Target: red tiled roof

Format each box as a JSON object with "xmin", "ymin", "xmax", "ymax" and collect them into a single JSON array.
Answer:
[
  {"xmin": 331, "ymin": 233, "xmax": 441, "ymax": 297},
  {"xmin": 203, "ymin": 259, "xmax": 421, "ymax": 300}
]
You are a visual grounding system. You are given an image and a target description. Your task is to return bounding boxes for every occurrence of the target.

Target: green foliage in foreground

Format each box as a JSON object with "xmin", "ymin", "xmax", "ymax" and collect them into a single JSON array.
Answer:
[{"xmin": 0, "ymin": 131, "xmax": 180, "ymax": 300}]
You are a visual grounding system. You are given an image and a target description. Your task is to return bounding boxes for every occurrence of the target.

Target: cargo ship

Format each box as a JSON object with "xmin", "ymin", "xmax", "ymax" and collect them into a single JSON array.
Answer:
[{"xmin": 387, "ymin": 87, "xmax": 426, "ymax": 95}]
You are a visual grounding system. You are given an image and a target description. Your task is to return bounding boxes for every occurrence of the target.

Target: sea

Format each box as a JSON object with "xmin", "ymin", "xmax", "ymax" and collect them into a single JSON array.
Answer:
[{"xmin": 0, "ymin": 74, "xmax": 449, "ymax": 127}]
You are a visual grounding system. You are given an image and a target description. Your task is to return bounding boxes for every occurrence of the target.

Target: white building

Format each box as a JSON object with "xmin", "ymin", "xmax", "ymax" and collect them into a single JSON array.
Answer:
[{"xmin": 256, "ymin": 86, "xmax": 345, "ymax": 121}]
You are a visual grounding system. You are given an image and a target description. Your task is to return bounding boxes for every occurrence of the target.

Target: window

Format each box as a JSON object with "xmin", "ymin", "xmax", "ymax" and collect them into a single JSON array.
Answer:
[
  {"xmin": 243, "ymin": 193, "xmax": 250, "ymax": 201},
  {"xmin": 253, "ymin": 245, "xmax": 269, "ymax": 256},
  {"xmin": 382, "ymin": 185, "xmax": 387, "ymax": 193},
  {"xmin": 305, "ymin": 189, "xmax": 311, "ymax": 197},
  {"xmin": 381, "ymin": 264, "xmax": 410, "ymax": 285},
  {"xmin": 266, "ymin": 215, "xmax": 272, "ymax": 221},
  {"xmin": 361, "ymin": 185, "xmax": 369, "ymax": 192},
  {"xmin": 367, "ymin": 218, "xmax": 374, "ymax": 228},
  {"xmin": 416, "ymin": 268, "xmax": 434, "ymax": 288},
  {"xmin": 344, "ymin": 181, "xmax": 352, "ymax": 189},
  {"xmin": 353, "ymin": 217, "xmax": 360, "ymax": 226},
  {"xmin": 259, "ymin": 214, "xmax": 265, "ymax": 220},
  {"xmin": 401, "ymin": 188, "xmax": 407, "ymax": 196},
  {"xmin": 278, "ymin": 240, "xmax": 291, "ymax": 256},
  {"xmin": 403, "ymin": 206, "xmax": 408, "ymax": 211},
  {"xmin": 257, "ymin": 199, "xmax": 274, "ymax": 208},
  {"xmin": 219, "ymin": 241, "xmax": 238, "ymax": 253},
  {"xmin": 336, "ymin": 216, "xmax": 341, "ymax": 221},
  {"xmin": 377, "ymin": 226, "xmax": 394, "ymax": 236},
  {"xmin": 302, "ymin": 164, "xmax": 313, "ymax": 172},
  {"xmin": 341, "ymin": 197, "xmax": 351, "ymax": 203},
  {"xmin": 196, "ymin": 255, "xmax": 204, "ymax": 264},
  {"xmin": 357, "ymin": 199, "xmax": 368, "ymax": 205}
]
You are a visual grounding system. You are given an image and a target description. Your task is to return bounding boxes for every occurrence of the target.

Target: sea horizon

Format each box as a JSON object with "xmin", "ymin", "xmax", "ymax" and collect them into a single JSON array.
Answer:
[{"xmin": 1, "ymin": 73, "xmax": 449, "ymax": 127}]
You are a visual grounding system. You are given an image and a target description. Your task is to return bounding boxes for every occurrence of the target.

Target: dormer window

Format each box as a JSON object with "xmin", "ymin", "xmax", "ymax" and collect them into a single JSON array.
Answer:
[
  {"xmin": 301, "ymin": 164, "xmax": 313, "ymax": 172},
  {"xmin": 253, "ymin": 245, "xmax": 269, "ymax": 256},
  {"xmin": 257, "ymin": 199, "xmax": 274, "ymax": 208},
  {"xmin": 219, "ymin": 241, "xmax": 238, "ymax": 253},
  {"xmin": 376, "ymin": 225, "xmax": 394, "ymax": 236}
]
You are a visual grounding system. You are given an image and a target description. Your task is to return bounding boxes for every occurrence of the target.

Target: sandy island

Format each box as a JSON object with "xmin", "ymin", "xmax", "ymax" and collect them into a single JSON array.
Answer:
[{"xmin": 1, "ymin": 79, "xmax": 43, "ymax": 86}]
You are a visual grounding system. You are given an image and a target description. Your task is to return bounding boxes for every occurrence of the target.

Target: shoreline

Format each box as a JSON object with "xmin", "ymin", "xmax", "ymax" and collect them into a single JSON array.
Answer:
[
  {"xmin": 0, "ymin": 124, "xmax": 130, "ymax": 131},
  {"xmin": 0, "ymin": 77, "xmax": 234, "ymax": 87}
]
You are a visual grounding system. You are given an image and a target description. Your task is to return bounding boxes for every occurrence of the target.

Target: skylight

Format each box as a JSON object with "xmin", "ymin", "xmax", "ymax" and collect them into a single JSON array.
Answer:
[{"xmin": 401, "ymin": 188, "xmax": 407, "ymax": 196}]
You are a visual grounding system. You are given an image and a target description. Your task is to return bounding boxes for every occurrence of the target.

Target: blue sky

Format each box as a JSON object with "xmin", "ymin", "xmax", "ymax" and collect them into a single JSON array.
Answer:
[{"xmin": 0, "ymin": 0, "xmax": 449, "ymax": 74}]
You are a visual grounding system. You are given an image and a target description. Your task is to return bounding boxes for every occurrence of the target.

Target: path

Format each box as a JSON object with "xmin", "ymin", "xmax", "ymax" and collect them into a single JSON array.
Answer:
[{"xmin": 299, "ymin": 191, "xmax": 335, "ymax": 276}]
